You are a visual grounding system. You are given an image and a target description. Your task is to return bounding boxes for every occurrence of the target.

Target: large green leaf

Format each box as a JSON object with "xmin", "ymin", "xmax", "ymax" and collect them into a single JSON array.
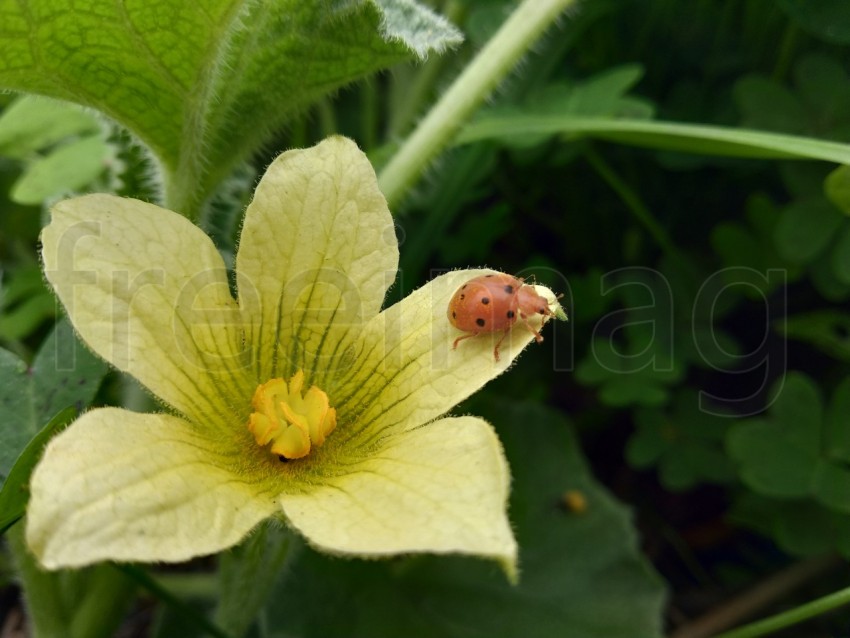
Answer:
[
  {"xmin": 0, "ymin": 320, "xmax": 107, "ymax": 488},
  {"xmin": 456, "ymin": 116, "xmax": 850, "ymax": 164},
  {"xmin": 266, "ymin": 402, "xmax": 666, "ymax": 638},
  {"xmin": 0, "ymin": 406, "xmax": 75, "ymax": 535},
  {"xmin": 0, "ymin": 0, "xmax": 461, "ymax": 216}
]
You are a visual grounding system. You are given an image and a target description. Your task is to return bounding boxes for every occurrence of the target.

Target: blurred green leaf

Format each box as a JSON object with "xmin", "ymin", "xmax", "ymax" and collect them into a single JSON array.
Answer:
[
  {"xmin": 825, "ymin": 377, "xmax": 850, "ymax": 462},
  {"xmin": 0, "ymin": 266, "xmax": 57, "ymax": 341},
  {"xmin": 712, "ymin": 224, "xmax": 765, "ymax": 272},
  {"xmin": 575, "ymin": 261, "xmax": 694, "ymax": 409},
  {"xmin": 599, "ymin": 376, "xmax": 671, "ymax": 407},
  {"xmin": 825, "ymin": 165, "xmax": 850, "ymax": 215},
  {"xmin": 438, "ymin": 203, "xmax": 511, "ymax": 263},
  {"xmin": 731, "ymin": 493, "xmax": 850, "ymax": 558},
  {"xmin": 781, "ymin": 310, "xmax": 850, "ymax": 361},
  {"xmin": 728, "ymin": 372, "xmax": 850, "ymax": 513},
  {"xmin": 576, "ymin": 338, "xmax": 682, "ymax": 408},
  {"xmin": 734, "ymin": 76, "xmax": 806, "ymax": 135},
  {"xmin": 0, "ymin": 267, "xmax": 46, "ymax": 308},
  {"xmin": 0, "ymin": 320, "xmax": 107, "ymax": 488},
  {"xmin": 627, "ymin": 391, "xmax": 735, "ymax": 491},
  {"xmin": 811, "ymin": 462, "xmax": 850, "ymax": 512},
  {"xmin": 830, "ymin": 223, "xmax": 850, "ymax": 284},
  {"xmin": 266, "ymin": 402, "xmax": 666, "ymax": 638},
  {"xmin": 778, "ymin": 0, "xmax": 850, "ymax": 44},
  {"xmin": 0, "ymin": 95, "xmax": 100, "ymax": 159},
  {"xmin": 457, "ymin": 116, "xmax": 850, "ymax": 164},
  {"xmin": 810, "ymin": 248, "xmax": 850, "ymax": 301},
  {"xmin": 728, "ymin": 417, "xmax": 818, "ymax": 498},
  {"xmin": 794, "ymin": 55, "xmax": 850, "ymax": 132},
  {"xmin": 0, "ymin": 0, "xmax": 461, "ymax": 215},
  {"xmin": 478, "ymin": 64, "xmax": 653, "ymax": 150},
  {"xmin": 0, "ymin": 294, "xmax": 56, "ymax": 341},
  {"xmin": 567, "ymin": 268, "xmax": 615, "ymax": 322},
  {"xmin": 10, "ymin": 135, "xmax": 111, "ymax": 205},
  {"xmin": 0, "ymin": 406, "xmax": 75, "ymax": 536},
  {"xmin": 539, "ymin": 64, "xmax": 649, "ymax": 117},
  {"xmin": 713, "ymin": 194, "xmax": 802, "ymax": 299},
  {"xmin": 774, "ymin": 197, "xmax": 844, "ymax": 265}
]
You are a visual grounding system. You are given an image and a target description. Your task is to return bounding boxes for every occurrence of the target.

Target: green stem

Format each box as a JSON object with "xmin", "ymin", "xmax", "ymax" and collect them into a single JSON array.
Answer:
[
  {"xmin": 671, "ymin": 554, "xmax": 841, "ymax": 638},
  {"xmin": 715, "ymin": 580, "xmax": 850, "ymax": 638},
  {"xmin": 771, "ymin": 24, "xmax": 798, "ymax": 83},
  {"xmin": 214, "ymin": 523, "xmax": 298, "ymax": 638},
  {"xmin": 377, "ymin": 0, "xmax": 577, "ymax": 208},
  {"xmin": 583, "ymin": 144, "xmax": 680, "ymax": 260},
  {"xmin": 118, "ymin": 564, "xmax": 232, "ymax": 638},
  {"xmin": 8, "ymin": 523, "xmax": 67, "ymax": 638},
  {"xmin": 7, "ymin": 522, "xmax": 135, "ymax": 638}
]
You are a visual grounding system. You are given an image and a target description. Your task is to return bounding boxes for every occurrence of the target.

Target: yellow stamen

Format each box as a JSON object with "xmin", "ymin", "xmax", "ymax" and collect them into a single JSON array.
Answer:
[{"xmin": 247, "ymin": 371, "xmax": 337, "ymax": 459}]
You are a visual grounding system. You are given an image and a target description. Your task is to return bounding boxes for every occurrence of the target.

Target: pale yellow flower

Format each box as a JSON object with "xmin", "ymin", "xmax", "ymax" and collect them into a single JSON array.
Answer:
[{"xmin": 27, "ymin": 137, "xmax": 560, "ymax": 576}]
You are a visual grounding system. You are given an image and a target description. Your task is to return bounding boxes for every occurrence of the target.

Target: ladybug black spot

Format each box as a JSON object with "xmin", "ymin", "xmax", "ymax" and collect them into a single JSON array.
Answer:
[
  {"xmin": 538, "ymin": 308, "xmax": 546, "ymax": 315},
  {"xmin": 476, "ymin": 318, "xmax": 486, "ymax": 327},
  {"xmin": 481, "ymin": 297, "xmax": 490, "ymax": 305},
  {"xmin": 460, "ymin": 294, "xmax": 465, "ymax": 300},
  {"xmin": 452, "ymin": 311, "xmax": 457, "ymax": 318},
  {"xmin": 485, "ymin": 274, "xmax": 494, "ymax": 278},
  {"xmin": 504, "ymin": 285, "xmax": 514, "ymax": 294},
  {"xmin": 507, "ymin": 310, "xmax": 515, "ymax": 319},
  {"xmin": 462, "ymin": 284, "xmax": 468, "ymax": 290}
]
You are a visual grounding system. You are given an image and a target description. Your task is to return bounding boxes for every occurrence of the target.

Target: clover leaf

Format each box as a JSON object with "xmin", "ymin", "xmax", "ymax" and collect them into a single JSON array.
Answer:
[
  {"xmin": 627, "ymin": 391, "xmax": 736, "ymax": 491},
  {"xmin": 727, "ymin": 372, "xmax": 850, "ymax": 513}
]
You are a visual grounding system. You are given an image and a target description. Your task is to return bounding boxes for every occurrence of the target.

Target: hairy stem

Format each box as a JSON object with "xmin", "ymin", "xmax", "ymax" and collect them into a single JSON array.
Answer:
[{"xmin": 378, "ymin": 0, "xmax": 577, "ymax": 207}]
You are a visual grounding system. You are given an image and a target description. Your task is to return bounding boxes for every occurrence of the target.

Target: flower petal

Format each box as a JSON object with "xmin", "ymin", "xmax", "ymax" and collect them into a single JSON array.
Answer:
[
  {"xmin": 26, "ymin": 408, "xmax": 278, "ymax": 569},
  {"xmin": 279, "ymin": 416, "xmax": 517, "ymax": 572},
  {"xmin": 236, "ymin": 136, "xmax": 399, "ymax": 382},
  {"xmin": 332, "ymin": 270, "xmax": 562, "ymax": 441},
  {"xmin": 41, "ymin": 195, "xmax": 253, "ymax": 427}
]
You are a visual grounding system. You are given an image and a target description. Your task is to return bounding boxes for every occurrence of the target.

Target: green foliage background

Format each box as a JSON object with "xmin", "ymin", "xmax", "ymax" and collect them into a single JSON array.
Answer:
[{"xmin": 2, "ymin": 0, "xmax": 850, "ymax": 636}]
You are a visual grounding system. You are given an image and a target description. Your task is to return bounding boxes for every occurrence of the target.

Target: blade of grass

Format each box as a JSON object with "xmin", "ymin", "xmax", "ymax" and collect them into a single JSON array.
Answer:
[{"xmin": 457, "ymin": 116, "xmax": 850, "ymax": 165}]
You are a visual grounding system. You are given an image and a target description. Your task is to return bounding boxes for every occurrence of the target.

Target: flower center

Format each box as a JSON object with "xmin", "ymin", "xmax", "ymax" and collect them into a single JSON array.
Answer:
[{"xmin": 247, "ymin": 370, "xmax": 337, "ymax": 460}]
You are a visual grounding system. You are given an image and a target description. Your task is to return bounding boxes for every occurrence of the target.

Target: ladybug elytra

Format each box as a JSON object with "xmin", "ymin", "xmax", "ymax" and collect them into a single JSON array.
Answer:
[{"xmin": 447, "ymin": 272, "xmax": 558, "ymax": 361}]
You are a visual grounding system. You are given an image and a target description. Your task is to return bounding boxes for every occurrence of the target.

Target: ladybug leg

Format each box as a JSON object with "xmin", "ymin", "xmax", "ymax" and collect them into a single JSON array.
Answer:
[
  {"xmin": 493, "ymin": 329, "xmax": 511, "ymax": 362},
  {"xmin": 519, "ymin": 313, "xmax": 545, "ymax": 343},
  {"xmin": 452, "ymin": 333, "xmax": 478, "ymax": 350}
]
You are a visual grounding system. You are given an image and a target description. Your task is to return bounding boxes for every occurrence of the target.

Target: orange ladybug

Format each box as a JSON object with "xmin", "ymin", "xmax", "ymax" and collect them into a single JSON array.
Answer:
[{"xmin": 447, "ymin": 273, "xmax": 557, "ymax": 361}]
